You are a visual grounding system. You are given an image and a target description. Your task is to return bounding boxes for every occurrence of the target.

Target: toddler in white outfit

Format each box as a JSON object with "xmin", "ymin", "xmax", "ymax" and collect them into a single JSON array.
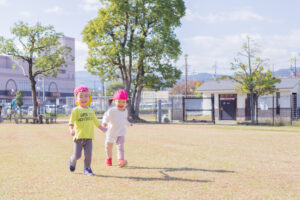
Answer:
[{"xmin": 102, "ymin": 89, "xmax": 132, "ymax": 167}]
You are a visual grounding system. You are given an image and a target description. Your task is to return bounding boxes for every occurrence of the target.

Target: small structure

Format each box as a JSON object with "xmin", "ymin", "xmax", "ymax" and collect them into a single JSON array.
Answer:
[{"xmin": 197, "ymin": 78, "xmax": 300, "ymax": 123}]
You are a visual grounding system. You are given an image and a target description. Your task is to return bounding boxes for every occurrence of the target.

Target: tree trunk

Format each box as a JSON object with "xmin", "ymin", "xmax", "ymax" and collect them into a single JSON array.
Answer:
[
  {"xmin": 29, "ymin": 77, "xmax": 38, "ymax": 117},
  {"xmin": 255, "ymin": 96, "xmax": 258, "ymax": 124},
  {"xmin": 250, "ymin": 90, "xmax": 255, "ymax": 124}
]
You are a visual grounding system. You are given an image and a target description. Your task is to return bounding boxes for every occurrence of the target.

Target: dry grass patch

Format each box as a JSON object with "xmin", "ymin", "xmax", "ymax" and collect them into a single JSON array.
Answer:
[{"xmin": 0, "ymin": 123, "xmax": 300, "ymax": 199}]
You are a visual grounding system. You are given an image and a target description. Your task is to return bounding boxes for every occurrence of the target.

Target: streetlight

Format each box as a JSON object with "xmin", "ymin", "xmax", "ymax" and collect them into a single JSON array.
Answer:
[{"xmin": 290, "ymin": 53, "xmax": 300, "ymax": 77}]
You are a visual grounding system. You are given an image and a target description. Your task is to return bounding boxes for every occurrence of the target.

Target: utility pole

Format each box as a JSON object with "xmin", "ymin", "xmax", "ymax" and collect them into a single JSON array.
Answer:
[
  {"xmin": 184, "ymin": 54, "xmax": 188, "ymax": 97},
  {"xmin": 42, "ymin": 77, "xmax": 45, "ymax": 102},
  {"xmin": 247, "ymin": 36, "xmax": 254, "ymax": 124},
  {"xmin": 295, "ymin": 56, "xmax": 297, "ymax": 77},
  {"xmin": 213, "ymin": 61, "xmax": 217, "ymax": 80}
]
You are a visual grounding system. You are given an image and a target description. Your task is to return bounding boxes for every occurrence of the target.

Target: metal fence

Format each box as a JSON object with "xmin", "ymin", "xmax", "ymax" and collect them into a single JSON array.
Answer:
[
  {"xmin": 1, "ymin": 93, "xmax": 300, "ymax": 125},
  {"xmin": 183, "ymin": 96, "xmax": 215, "ymax": 123},
  {"xmin": 252, "ymin": 94, "xmax": 300, "ymax": 125}
]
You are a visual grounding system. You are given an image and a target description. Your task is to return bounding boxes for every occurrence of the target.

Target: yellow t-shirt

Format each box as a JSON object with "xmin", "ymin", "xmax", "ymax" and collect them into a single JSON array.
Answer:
[{"xmin": 69, "ymin": 107, "xmax": 100, "ymax": 140}]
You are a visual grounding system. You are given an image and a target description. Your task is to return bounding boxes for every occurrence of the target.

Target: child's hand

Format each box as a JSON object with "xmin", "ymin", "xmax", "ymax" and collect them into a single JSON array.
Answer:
[
  {"xmin": 70, "ymin": 129, "xmax": 75, "ymax": 136},
  {"xmin": 99, "ymin": 125, "xmax": 107, "ymax": 133}
]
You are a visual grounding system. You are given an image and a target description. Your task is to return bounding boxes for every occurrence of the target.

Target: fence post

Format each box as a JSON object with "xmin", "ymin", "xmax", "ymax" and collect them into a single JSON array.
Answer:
[
  {"xmin": 170, "ymin": 97, "xmax": 174, "ymax": 122},
  {"xmin": 211, "ymin": 94, "xmax": 215, "ymax": 124},
  {"xmin": 290, "ymin": 94, "xmax": 293, "ymax": 126},
  {"xmin": 182, "ymin": 96, "xmax": 185, "ymax": 122},
  {"xmin": 157, "ymin": 99, "xmax": 162, "ymax": 123},
  {"xmin": 272, "ymin": 95, "xmax": 275, "ymax": 126}
]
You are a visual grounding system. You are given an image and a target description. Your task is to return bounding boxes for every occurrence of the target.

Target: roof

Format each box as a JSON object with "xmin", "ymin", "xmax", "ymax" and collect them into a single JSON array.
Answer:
[{"xmin": 197, "ymin": 78, "xmax": 300, "ymax": 92}]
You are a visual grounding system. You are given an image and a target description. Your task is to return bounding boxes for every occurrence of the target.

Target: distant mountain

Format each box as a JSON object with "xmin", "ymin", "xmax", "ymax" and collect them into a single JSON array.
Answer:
[
  {"xmin": 76, "ymin": 67, "xmax": 299, "ymax": 90},
  {"xmin": 179, "ymin": 67, "xmax": 300, "ymax": 82},
  {"xmin": 273, "ymin": 67, "xmax": 300, "ymax": 77},
  {"xmin": 180, "ymin": 73, "xmax": 223, "ymax": 82},
  {"xmin": 75, "ymin": 71, "xmax": 104, "ymax": 92}
]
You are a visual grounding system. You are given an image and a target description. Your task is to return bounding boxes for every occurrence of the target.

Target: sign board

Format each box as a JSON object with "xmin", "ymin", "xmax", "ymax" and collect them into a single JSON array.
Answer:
[
  {"xmin": 220, "ymin": 97, "xmax": 236, "ymax": 100},
  {"xmin": 37, "ymin": 98, "xmax": 42, "ymax": 106},
  {"xmin": 53, "ymin": 92, "xmax": 60, "ymax": 97}
]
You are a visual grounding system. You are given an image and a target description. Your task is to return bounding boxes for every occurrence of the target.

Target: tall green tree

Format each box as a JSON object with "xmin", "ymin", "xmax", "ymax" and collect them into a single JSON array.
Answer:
[
  {"xmin": 0, "ymin": 21, "xmax": 72, "ymax": 117},
  {"xmin": 15, "ymin": 90, "xmax": 24, "ymax": 117},
  {"xmin": 230, "ymin": 36, "xmax": 281, "ymax": 124},
  {"xmin": 82, "ymin": 0, "xmax": 185, "ymax": 121},
  {"xmin": 106, "ymin": 82, "xmax": 124, "ymax": 96}
]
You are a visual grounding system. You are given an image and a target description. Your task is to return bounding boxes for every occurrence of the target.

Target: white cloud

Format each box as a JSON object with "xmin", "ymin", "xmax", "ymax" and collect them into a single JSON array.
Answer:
[
  {"xmin": 44, "ymin": 6, "xmax": 62, "ymax": 14},
  {"xmin": 75, "ymin": 40, "xmax": 89, "ymax": 71},
  {"xmin": 178, "ymin": 31, "xmax": 300, "ymax": 75},
  {"xmin": 0, "ymin": 0, "xmax": 7, "ymax": 5},
  {"xmin": 185, "ymin": 8, "xmax": 276, "ymax": 23},
  {"xmin": 20, "ymin": 11, "xmax": 31, "ymax": 18},
  {"xmin": 78, "ymin": 0, "xmax": 102, "ymax": 12}
]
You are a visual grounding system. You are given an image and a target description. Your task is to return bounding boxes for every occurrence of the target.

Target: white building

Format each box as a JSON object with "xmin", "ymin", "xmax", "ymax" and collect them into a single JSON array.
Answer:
[
  {"xmin": 197, "ymin": 78, "xmax": 300, "ymax": 122},
  {"xmin": 0, "ymin": 36, "xmax": 75, "ymax": 105}
]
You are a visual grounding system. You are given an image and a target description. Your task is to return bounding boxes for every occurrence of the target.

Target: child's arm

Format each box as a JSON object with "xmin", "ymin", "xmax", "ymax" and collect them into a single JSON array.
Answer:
[
  {"xmin": 92, "ymin": 110, "xmax": 106, "ymax": 133},
  {"xmin": 69, "ymin": 124, "xmax": 75, "ymax": 136},
  {"xmin": 101, "ymin": 110, "xmax": 109, "ymax": 131},
  {"xmin": 126, "ymin": 110, "xmax": 133, "ymax": 126},
  {"xmin": 97, "ymin": 124, "xmax": 107, "ymax": 132}
]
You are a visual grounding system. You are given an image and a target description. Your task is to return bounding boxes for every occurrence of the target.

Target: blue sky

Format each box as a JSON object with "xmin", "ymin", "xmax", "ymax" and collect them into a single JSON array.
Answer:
[{"xmin": 1, "ymin": 0, "xmax": 300, "ymax": 75}]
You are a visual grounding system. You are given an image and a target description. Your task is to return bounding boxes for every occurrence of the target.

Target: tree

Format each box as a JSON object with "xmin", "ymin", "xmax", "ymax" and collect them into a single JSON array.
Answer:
[
  {"xmin": 0, "ymin": 21, "xmax": 72, "ymax": 117},
  {"xmin": 82, "ymin": 0, "xmax": 185, "ymax": 121},
  {"xmin": 169, "ymin": 80, "xmax": 202, "ymax": 95},
  {"xmin": 15, "ymin": 90, "xmax": 24, "ymax": 117},
  {"xmin": 230, "ymin": 36, "xmax": 281, "ymax": 124},
  {"xmin": 193, "ymin": 82, "xmax": 203, "ymax": 97},
  {"xmin": 106, "ymin": 82, "xmax": 124, "ymax": 96}
]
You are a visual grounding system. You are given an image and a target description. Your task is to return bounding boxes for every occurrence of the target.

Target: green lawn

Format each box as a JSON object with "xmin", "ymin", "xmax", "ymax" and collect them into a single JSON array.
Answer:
[{"xmin": 0, "ymin": 123, "xmax": 300, "ymax": 199}]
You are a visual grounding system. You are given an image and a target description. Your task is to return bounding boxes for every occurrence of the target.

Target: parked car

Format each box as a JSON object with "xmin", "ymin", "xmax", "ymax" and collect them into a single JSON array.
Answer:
[
  {"xmin": 28, "ymin": 106, "xmax": 33, "ymax": 116},
  {"xmin": 15, "ymin": 106, "xmax": 28, "ymax": 115},
  {"xmin": 45, "ymin": 105, "xmax": 56, "ymax": 113},
  {"xmin": 45, "ymin": 105, "xmax": 65, "ymax": 114}
]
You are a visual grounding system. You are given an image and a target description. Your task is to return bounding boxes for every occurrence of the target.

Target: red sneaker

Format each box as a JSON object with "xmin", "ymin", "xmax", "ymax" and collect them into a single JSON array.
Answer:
[
  {"xmin": 118, "ymin": 159, "xmax": 127, "ymax": 168},
  {"xmin": 106, "ymin": 158, "xmax": 112, "ymax": 166}
]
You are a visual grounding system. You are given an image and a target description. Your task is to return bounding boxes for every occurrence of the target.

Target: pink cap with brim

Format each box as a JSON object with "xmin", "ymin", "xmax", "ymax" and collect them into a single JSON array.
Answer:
[
  {"xmin": 74, "ymin": 86, "xmax": 89, "ymax": 96},
  {"xmin": 113, "ymin": 89, "xmax": 128, "ymax": 100}
]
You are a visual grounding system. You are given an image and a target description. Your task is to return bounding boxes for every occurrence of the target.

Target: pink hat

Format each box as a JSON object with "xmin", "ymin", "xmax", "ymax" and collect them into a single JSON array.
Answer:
[
  {"xmin": 113, "ymin": 89, "xmax": 128, "ymax": 100},
  {"xmin": 74, "ymin": 86, "xmax": 89, "ymax": 96}
]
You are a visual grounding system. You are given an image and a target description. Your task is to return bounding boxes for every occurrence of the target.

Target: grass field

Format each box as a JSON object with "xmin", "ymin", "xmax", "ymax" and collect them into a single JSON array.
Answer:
[{"xmin": 0, "ymin": 123, "xmax": 300, "ymax": 200}]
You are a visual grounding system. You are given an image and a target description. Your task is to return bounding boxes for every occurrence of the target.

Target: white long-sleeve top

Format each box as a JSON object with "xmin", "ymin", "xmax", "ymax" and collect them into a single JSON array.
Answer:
[{"xmin": 102, "ymin": 107, "xmax": 130, "ymax": 137}]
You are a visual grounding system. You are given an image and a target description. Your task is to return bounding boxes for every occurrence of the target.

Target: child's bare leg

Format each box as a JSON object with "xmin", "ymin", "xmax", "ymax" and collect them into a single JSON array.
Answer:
[
  {"xmin": 116, "ymin": 136, "xmax": 125, "ymax": 160},
  {"xmin": 105, "ymin": 142, "xmax": 113, "ymax": 158}
]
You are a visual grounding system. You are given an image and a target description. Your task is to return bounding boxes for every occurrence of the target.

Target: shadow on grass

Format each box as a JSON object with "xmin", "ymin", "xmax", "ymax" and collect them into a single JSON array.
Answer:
[
  {"xmin": 93, "ymin": 170, "xmax": 212, "ymax": 183},
  {"xmin": 73, "ymin": 165, "xmax": 235, "ymax": 182},
  {"xmin": 126, "ymin": 166, "xmax": 235, "ymax": 173}
]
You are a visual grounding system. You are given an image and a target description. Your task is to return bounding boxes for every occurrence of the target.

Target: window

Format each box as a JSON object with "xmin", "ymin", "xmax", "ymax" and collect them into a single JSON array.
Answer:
[
  {"xmin": 58, "ymin": 69, "xmax": 66, "ymax": 74},
  {"xmin": 276, "ymin": 92, "xmax": 280, "ymax": 115}
]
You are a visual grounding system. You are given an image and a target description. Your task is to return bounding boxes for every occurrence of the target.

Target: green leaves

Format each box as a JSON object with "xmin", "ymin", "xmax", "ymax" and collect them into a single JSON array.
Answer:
[
  {"xmin": 0, "ymin": 21, "xmax": 72, "ymax": 117},
  {"xmin": 15, "ymin": 90, "xmax": 24, "ymax": 108},
  {"xmin": 82, "ymin": 0, "xmax": 185, "ymax": 89},
  {"xmin": 231, "ymin": 37, "xmax": 281, "ymax": 97},
  {"xmin": 0, "ymin": 21, "xmax": 72, "ymax": 78}
]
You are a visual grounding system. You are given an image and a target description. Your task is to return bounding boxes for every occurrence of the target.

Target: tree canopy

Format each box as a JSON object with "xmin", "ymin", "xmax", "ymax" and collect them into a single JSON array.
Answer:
[
  {"xmin": 0, "ymin": 21, "xmax": 73, "ymax": 117},
  {"xmin": 82, "ymin": 0, "xmax": 185, "ymax": 120},
  {"xmin": 230, "ymin": 36, "xmax": 281, "ymax": 123}
]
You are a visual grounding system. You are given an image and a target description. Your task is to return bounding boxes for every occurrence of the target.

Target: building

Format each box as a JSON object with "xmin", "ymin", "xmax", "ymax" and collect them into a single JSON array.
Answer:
[
  {"xmin": 197, "ymin": 78, "xmax": 300, "ymax": 122},
  {"xmin": 0, "ymin": 36, "xmax": 75, "ymax": 105}
]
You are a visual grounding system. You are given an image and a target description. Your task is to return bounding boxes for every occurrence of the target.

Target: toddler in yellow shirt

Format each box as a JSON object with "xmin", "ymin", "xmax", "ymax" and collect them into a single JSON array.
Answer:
[{"xmin": 69, "ymin": 86, "xmax": 106, "ymax": 176}]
